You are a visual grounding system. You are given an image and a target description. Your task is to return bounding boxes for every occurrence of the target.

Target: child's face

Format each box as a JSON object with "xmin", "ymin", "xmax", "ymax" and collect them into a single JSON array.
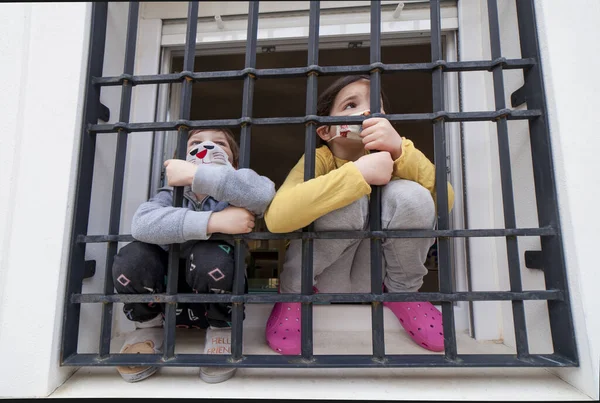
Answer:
[
  {"xmin": 187, "ymin": 130, "xmax": 234, "ymax": 164},
  {"xmin": 330, "ymin": 79, "xmax": 386, "ymax": 116}
]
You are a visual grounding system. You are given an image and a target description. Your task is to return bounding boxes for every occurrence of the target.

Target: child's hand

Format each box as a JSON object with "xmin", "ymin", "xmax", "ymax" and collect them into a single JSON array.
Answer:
[
  {"xmin": 353, "ymin": 152, "xmax": 393, "ymax": 185},
  {"xmin": 207, "ymin": 206, "xmax": 255, "ymax": 234},
  {"xmin": 360, "ymin": 118, "xmax": 403, "ymax": 160},
  {"xmin": 163, "ymin": 159, "xmax": 197, "ymax": 187}
]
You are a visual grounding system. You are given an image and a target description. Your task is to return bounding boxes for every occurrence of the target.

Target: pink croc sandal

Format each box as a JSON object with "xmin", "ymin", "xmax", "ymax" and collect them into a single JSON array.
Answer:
[
  {"xmin": 265, "ymin": 287, "xmax": 318, "ymax": 355},
  {"xmin": 384, "ymin": 301, "xmax": 445, "ymax": 352},
  {"xmin": 265, "ymin": 302, "xmax": 302, "ymax": 355}
]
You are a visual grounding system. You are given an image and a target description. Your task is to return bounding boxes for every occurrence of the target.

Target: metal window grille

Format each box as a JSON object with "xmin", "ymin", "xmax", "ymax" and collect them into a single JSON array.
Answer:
[{"xmin": 61, "ymin": 0, "xmax": 578, "ymax": 369}]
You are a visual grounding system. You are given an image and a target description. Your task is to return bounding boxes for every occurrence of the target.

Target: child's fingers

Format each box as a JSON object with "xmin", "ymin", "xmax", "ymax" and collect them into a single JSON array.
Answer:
[
  {"xmin": 362, "ymin": 117, "xmax": 384, "ymax": 129},
  {"xmin": 362, "ymin": 133, "xmax": 382, "ymax": 148},
  {"xmin": 360, "ymin": 125, "xmax": 375, "ymax": 137},
  {"xmin": 163, "ymin": 159, "xmax": 172, "ymax": 167},
  {"xmin": 363, "ymin": 140, "xmax": 382, "ymax": 151}
]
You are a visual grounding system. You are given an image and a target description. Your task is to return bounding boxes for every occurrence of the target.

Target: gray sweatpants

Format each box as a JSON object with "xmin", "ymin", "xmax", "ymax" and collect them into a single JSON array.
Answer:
[{"xmin": 279, "ymin": 179, "xmax": 436, "ymax": 293}]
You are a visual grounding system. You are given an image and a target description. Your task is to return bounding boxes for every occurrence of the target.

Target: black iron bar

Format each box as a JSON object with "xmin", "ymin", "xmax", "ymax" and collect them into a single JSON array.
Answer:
[
  {"xmin": 64, "ymin": 353, "xmax": 575, "ymax": 368},
  {"xmin": 73, "ymin": 290, "xmax": 564, "ymax": 305},
  {"xmin": 77, "ymin": 226, "xmax": 557, "ymax": 244},
  {"xmin": 61, "ymin": 1, "xmax": 108, "ymax": 362},
  {"xmin": 87, "ymin": 110, "xmax": 542, "ymax": 133},
  {"xmin": 230, "ymin": 0, "xmax": 260, "ymax": 362},
  {"xmin": 369, "ymin": 0, "xmax": 385, "ymax": 361},
  {"xmin": 300, "ymin": 0, "xmax": 320, "ymax": 361},
  {"xmin": 98, "ymin": 1, "xmax": 139, "ymax": 358},
  {"xmin": 430, "ymin": 0, "xmax": 457, "ymax": 361},
  {"xmin": 92, "ymin": 59, "xmax": 537, "ymax": 86},
  {"xmin": 487, "ymin": 0, "xmax": 529, "ymax": 358},
  {"xmin": 163, "ymin": 1, "xmax": 199, "ymax": 360}
]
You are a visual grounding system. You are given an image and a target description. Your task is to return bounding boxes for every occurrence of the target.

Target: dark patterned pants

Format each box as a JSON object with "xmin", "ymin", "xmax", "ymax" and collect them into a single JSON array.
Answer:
[{"xmin": 111, "ymin": 240, "xmax": 246, "ymax": 329}]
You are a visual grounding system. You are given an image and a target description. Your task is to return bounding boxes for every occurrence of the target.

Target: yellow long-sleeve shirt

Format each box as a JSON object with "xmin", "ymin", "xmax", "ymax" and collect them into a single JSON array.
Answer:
[{"xmin": 264, "ymin": 139, "xmax": 455, "ymax": 233}]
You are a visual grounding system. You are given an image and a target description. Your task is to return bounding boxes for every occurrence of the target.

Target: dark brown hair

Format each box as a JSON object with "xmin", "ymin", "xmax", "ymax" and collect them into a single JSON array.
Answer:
[
  {"xmin": 317, "ymin": 75, "xmax": 391, "ymax": 117},
  {"xmin": 188, "ymin": 128, "xmax": 240, "ymax": 168},
  {"xmin": 316, "ymin": 75, "xmax": 391, "ymax": 147}
]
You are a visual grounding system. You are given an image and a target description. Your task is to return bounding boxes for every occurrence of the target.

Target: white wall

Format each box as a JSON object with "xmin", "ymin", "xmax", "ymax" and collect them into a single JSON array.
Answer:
[
  {"xmin": 0, "ymin": 2, "xmax": 91, "ymax": 397},
  {"xmin": 0, "ymin": 0, "xmax": 598, "ymax": 399},
  {"xmin": 535, "ymin": 0, "xmax": 600, "ymax": 399}
]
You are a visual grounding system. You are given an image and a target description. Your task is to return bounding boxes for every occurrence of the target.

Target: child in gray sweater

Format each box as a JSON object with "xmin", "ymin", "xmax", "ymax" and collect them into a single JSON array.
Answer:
[{"xmin": 111, "ymin": 128, "xmax": 275, "ymax": 384}]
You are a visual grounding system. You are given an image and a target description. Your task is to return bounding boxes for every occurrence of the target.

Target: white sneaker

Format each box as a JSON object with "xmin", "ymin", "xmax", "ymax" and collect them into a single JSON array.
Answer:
[
  {"xmin": 116, "ymin": 327, "xmax": 164, "ymax": 383},
  {"xmin": 133, "ymin": 314, "xmax": 163, "ymax": 329},
  {"xmin": 199, "ymin": 326, "xmax": 237, "ymax": 383}
]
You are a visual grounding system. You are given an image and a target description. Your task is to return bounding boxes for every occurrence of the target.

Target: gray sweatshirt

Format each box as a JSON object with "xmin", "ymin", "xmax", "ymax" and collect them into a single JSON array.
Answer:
[{"xmin": 131, "ymin": 162, "xmax": 276, "ymax": 249}]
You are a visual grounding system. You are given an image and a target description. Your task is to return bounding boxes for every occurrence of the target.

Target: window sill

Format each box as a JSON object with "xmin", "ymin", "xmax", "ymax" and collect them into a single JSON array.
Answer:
[{"xmin": 51, "ymin": 304, "xmax": 590, "ymax": 400}]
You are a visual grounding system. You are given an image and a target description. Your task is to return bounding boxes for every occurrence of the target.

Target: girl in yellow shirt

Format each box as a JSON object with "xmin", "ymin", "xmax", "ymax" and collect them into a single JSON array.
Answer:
[{"xmin": 264, "ymin": 75, "xmax": 454, "ymax": 355}]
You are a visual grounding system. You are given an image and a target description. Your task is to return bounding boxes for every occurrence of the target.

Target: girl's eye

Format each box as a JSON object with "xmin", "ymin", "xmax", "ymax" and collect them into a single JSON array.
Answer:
[
  {"xmin": 190, "ymin": 141, "xmax": 200, "ymax": 146},
  {"xmin": 216, "ymin": 141, "xmax": 227, "ymax": 147},
  {"xmin": 343, "ymin": 103, "xmax": 356, "ymax": 110}
]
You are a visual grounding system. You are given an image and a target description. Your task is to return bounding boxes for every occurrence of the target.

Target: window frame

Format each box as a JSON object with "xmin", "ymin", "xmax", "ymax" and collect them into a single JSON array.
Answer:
[{"xmin": 60, "ymin": 0, "xmax": 578, "ymax": 369}]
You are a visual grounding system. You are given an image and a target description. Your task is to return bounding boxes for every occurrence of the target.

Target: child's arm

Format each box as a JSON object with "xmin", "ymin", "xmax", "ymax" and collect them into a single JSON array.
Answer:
[
  {"xmin": 392, "ymin": 138, "xmax": 455, "ymax": 212},
  {"xmin": 191, "ymin": 164, "xmax": 276, "ymax": 216},
  {"xmin": 360, "ymin": 117, "xmax": 454, "ymax": 212},
  {"xmin": 131, "ymin": 190, "xmax": 214, "ymax": 244},
  {"xmin": 132, "ymin": 190, "xmax": 256, "ymax": 244},
  {"xmin": 263, "ymin": 150, "xmax": 373, "ymax": 233}
]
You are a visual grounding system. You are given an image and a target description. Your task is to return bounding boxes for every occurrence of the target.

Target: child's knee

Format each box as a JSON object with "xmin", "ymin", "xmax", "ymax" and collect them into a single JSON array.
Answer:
[
  {"xmin": 382, "ymin": 180, "xmax": 435, "ymax": 230},
  {"xmin": 278, "ymin": 241, "xmax": 304, "ymax": 293},
  {"xmin": 112, "ymin": 241, "xmax": 165, "ymax": 291},
  {"xmin": 186, "ymin": 242, "xmax": 236, "ymax": 291},
  {"xmin": 279, "ymin": 267, "xmax": 302, "ymax": 293},
  {"xmin": 314, "ymin": 197, "xmax": 368, "ymax": 231}
]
